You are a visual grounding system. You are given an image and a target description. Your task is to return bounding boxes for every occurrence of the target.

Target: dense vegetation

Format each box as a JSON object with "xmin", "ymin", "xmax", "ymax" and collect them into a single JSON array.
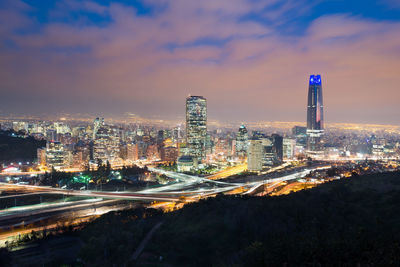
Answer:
[
  {"xmin": 145, "ymin": 172, "xmax": 400, "ymax": 266},
  {"xmin": 6, "ymin": 171, "xmax": 400, "ymax": 266},
  {"xmin": 79, "ymin": 207, "xmax": 162, "ymax": 265},
  {"xmin": 0, "ymin": 130, "xmax": 45, "ymax": 162}
]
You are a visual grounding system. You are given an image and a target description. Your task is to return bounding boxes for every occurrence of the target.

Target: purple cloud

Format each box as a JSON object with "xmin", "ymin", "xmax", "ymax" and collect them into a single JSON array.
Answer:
[{"xmin": 0, "ymin": 0, "xmax": 400, "ymax": 125}]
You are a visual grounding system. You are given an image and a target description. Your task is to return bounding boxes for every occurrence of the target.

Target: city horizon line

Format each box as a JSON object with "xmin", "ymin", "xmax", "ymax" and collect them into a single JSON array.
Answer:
[{"xmin": 1, "ymin": 114, "xmax": 399, "ymax": 130}]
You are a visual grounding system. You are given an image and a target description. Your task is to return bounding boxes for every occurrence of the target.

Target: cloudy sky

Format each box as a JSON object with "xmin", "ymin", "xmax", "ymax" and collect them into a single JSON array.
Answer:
[{"xmin": 1, "ymin": 0, "xmax": 400, "ymax": 124}]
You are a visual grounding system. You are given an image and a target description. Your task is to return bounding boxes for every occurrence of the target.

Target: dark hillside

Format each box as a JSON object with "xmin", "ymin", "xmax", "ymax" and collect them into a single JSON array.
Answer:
[
  {"xmin": 0, "ymin": 130, "xmax": 45, "ymax": 161},
  {"xmin": 146, "ymin": 171, "xmax": 400, "ymax": 266},
  {"xmin": 7, "ymin": 171, "xmax": 400, "ymax": 266}
]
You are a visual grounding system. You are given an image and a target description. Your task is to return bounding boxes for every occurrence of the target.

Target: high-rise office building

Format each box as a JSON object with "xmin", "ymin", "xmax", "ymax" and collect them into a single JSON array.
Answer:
[
  {"xmin": 186, "ymin": 96, "xmax": 207, "ymax": 164},
  {"xmin": 161, "ymin": 145, "xmax": 178, "ymax": 162},
  {"xmin": 93, "ymin": 125, "xmax": 120, "ymax": 164},
  {"xmin": 292, "ymin": 125, "xmax": 307, "ymax": 148},
  {"xmin": 126, "ymin": 143, "xmax": 139, "ymax": 162},
  {"xmin": 45, "ymin": 141, "xmax": 65, "ymax": 169},
  {"xmin": 247, "ymin": 138, "xmax": 263, "ymax": 171},
  {"xmin": 307, "ymin": 74, "xmax": 324, "ymax": 153},
  {"xmin": 261, "ymin": 137, "xmax": 275, "ymax": 166},
  {"xmin": 93, "ymin": 117, "xmax": 105, "ymax": 140},
  {"xmin": 257, "ymin": 134, "xmax": 283, "ymax": 166},
  {"xmin": 283, "ymin": 138, "xmax": 296, "ymax": 159},
  {"xmin": 236, "ymin": 125, "xmax": 248, "ymax": 158},
  {"xmin": 272, "ymin": 134, "xmax": 283, "ymax": 162}
]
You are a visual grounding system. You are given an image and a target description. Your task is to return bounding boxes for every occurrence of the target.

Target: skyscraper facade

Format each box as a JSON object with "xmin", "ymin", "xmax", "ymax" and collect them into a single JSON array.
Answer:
[
  {"xmin": 93, "ymin": 124, "xmax": 120, "ymax": 165},
  {"xmin": 292, "ymin": 125, "xmax": 307, "ymax": 148},
  {"xmin": 283, "ymin": 138, "xmax": 296, "ymax": 159},
  {"xmin": 93, "ymin": 117, "xmax": 105, "ymax": 140},
  {"xmin": 236, "ymin": 125, "xmax": 248, "ymax": 158},
  {"xmin": 45, "ymin": 141, "xmax": 65, "ymax": 169},
  {"xmin": 261, "ymin": 135, "xmax": 283, "ymax": 166},
  {"xmin": 186, "ymin": 96, "xmax": 207, "ymax": 164},
  {"xmin": 247, "ymin": 138, "xmax": 263, "ymax": 171},
  {"xmin": 307, "ymin": 74, "xmax": 324, "ymax": 153},
  {"xmin": 272, "ymin": 134, "xmax": 283, "ymax": 162}
]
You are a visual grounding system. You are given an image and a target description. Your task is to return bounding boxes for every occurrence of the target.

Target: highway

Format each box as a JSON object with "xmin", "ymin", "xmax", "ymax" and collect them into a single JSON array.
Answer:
[
  {"xmin": 0, "ymin": 163, "xmax": 334, "ymax": 208},
  {"xmin": 1, "ymin": 165, "xmax": 329, "ymax": 206},
  {"xmin": 0, "ymin": 164, "xmax": 331, "ymax": 245},
  {"xmin": 242, "ymin": 167, "xmax": 330, "ymax": 195},
  {"xmin": 0, "ymin": 200, "xmax": 134, "ymax": 246},
  {"xmin": 0, "ymin": 182, "xmax": 180, "ymax": 201}
]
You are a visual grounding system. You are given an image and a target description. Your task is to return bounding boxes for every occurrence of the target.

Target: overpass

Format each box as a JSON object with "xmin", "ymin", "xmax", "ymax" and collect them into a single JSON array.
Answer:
[{"xmin": 0, "ymin": 182, "xmax": 180, "ymax": 202}]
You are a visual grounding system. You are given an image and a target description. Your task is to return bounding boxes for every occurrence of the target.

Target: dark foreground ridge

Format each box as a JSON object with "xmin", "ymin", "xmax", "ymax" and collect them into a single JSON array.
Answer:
[
  {"xmin": 4, "ymin": 171, "xmax": 400, "ymax": 266},
  {"xmin": 0, "ymin": 130, "xmax": 46, "ymax": 162}
]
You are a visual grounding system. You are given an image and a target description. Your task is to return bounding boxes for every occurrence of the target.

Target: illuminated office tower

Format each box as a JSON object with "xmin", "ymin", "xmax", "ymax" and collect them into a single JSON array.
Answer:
[
  {"xmin": 186, "ymin": 96, "xmax": 207, "ymax": 164},
  {"xmin": 283, "ymin": 138, "xmax": 296, "ymax": 159},
  {"xmin": 93, "ymin": 125, "xmax": 120, "ymax": 164},
  {"xmin": 261, "ymin": 137, "xmax": 275, "ymax": 166},
  {"xmin": 45, "ymin": 141, "xmax": 66, "ymax": 169},
  {"xmin": 307, "ymin": 74, "xmax": 324, "ymax": 154},
  {"xmin": 127, "ymin": 143, "xmax": 139, "ymax": 162},
  {"xmin": 93, "ymin": 117, "xmax": 105, "ymax": 140},
  {"xmin": 247, "ymin": 138, "xmax": 263, "ymax": 171},
  {"xmin": 236, "ymin": 125, "xmax": 248, "ymax": 158}
]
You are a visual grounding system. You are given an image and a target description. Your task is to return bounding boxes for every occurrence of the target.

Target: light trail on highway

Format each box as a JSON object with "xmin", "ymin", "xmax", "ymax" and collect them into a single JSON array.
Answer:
[
  {"xmin": 1, "ymin": 164, "xmax": 331, "ymax": 204},
  {"xmin": 0, "ymin": 164, "xmax": 332, "ymax": 246}
]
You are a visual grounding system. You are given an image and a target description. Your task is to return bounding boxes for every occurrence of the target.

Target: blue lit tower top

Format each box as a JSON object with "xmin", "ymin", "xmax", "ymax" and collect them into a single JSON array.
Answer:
[{"xmin": 309, "ymin": 75, "xmax": 321, "ymax": 85}]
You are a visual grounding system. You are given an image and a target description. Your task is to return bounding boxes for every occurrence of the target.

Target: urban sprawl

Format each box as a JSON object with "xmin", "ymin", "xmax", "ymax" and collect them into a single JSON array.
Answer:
[{"xmin": 1, "ymin": 75, "xmax": 399, "ymax": 181}]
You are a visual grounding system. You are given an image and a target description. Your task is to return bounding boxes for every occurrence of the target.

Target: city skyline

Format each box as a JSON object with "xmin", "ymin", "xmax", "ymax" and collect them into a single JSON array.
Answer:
[
  {"xmin": 1, "ymin": 2, "xmax": 400, "ymax": 265},
  {"xmin": 1, "ymin": 1, "xmax": 400, "ymax": 124}
]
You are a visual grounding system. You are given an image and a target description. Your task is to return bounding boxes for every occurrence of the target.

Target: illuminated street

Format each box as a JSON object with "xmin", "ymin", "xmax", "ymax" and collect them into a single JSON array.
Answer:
[{"xmin": 0, "ymin": 162, "xmax": 338, "ymax": 246}]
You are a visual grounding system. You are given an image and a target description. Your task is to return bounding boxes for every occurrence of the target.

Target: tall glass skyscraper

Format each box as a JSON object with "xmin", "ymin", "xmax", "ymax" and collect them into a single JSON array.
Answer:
[
  {"xmin": 306, "ymin": 74, "xmax": 324, "ymax": 153},
  {"xmin": 186, "ymin": 96, "xmax": 207, "ymax": 164},
  {"xmin": 236, "ymin": 125, "xmax": 248, "ymax": 158}
]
